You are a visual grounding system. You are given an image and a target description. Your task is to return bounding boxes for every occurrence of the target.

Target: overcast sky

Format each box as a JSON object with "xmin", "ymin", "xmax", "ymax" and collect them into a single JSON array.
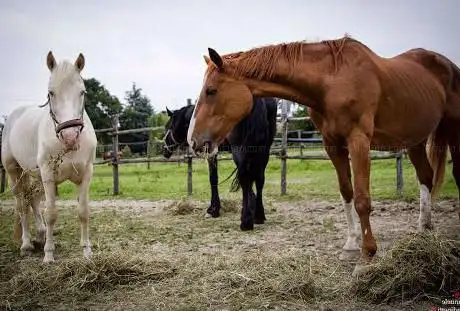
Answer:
[{"xmin": 0, "ymin": 0, "xmax": 458, "ymax": 117}]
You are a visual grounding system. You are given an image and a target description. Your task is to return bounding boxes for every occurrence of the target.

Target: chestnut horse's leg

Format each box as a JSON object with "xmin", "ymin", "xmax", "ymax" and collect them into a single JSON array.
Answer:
[
  {"xmin": 347, "ymin": 131, "xmax": 377, "ymax": 259},
  {"xmin": 407, "ymin": 143, "xmax": 435, "ymax": 231},
  {"xmin": 324, "ymin": 139, "xmax": 361, "ymax": 260}
]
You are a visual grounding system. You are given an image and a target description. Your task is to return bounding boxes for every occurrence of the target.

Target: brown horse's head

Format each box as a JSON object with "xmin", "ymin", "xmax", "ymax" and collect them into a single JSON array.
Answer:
[{"xmin": 187, "ymin": 48, "xmax": 253, "ymax": 157}]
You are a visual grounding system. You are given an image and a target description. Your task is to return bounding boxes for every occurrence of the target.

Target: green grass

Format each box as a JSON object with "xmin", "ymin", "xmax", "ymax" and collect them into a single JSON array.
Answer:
[{"xmin": 1, "ymin": 154, "xmax": 458, "ymax": 202}]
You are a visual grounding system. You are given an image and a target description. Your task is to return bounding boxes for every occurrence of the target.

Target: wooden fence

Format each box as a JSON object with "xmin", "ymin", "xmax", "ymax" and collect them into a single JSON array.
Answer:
[{"xmin": 0, "ymin": 100, "xmax": 404, "ymax": 197}]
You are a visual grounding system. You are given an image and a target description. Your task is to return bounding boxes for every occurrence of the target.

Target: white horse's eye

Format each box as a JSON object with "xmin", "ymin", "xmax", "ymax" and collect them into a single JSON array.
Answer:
[
  {"xmin": 48, "ymin": 91, "xmax": 55, "ymax": 97},
  {"xmin": 80, "ymin": 90, "xmax": 86, "ymax": 96}
]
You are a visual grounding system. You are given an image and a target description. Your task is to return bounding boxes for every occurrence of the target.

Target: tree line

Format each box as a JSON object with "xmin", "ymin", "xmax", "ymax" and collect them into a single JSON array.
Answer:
[{"xmin": 83, "ymin": 78, "xmax": 168, "ymax": 155}]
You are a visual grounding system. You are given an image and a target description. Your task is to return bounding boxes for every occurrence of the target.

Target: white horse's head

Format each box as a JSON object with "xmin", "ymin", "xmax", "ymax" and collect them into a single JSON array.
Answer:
[{"xmin": 46, "ymin": 51, "xmax": 87, "ymax": 151}]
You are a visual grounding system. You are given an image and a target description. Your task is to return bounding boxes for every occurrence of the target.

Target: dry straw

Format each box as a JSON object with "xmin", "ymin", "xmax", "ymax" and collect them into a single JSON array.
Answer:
[{"xmin": 350, "ymin": 231, "xmax": 460, "ymax": 304}]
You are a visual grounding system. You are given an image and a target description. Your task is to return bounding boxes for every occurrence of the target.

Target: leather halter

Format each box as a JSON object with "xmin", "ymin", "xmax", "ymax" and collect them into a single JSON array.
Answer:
[
  {"xmin": 163, "ymin": 129, "xmax": 182, "ymax": 152},
  {"xmin": 39, "ymin": 93, "xmax": 85, "ymax": 138}
]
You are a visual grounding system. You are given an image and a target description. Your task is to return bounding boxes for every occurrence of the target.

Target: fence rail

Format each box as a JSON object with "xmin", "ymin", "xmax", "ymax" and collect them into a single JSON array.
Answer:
[{"xmin": 0, "ymin": 99, "xmax": 405, "ymax": 197}]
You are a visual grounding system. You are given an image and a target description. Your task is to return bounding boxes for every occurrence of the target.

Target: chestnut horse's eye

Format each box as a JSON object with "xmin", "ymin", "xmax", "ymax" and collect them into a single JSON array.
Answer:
[{"xmin": 206, "ymin": 88, "xmax": 217, "ymax": 96}]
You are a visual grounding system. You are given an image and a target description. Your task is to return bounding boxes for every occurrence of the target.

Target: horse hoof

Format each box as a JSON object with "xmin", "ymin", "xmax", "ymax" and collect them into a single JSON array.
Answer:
[
  {"xmin": 254, "ymin": 218, "xmax": 265, "ymax": 225},
  {"xmin": 20, "ymin": 243, "xmax": 34, "ymax": 256},
  {"xmin": 418, "ymin": 223, "xmax": 434, "ymax": 232},
  {"xmin": 339, "ymin": 249, "xmax": 361, "ymax": 262},
  {"xmin": 206, "ymin": 208, "xmax": 220, "ymax": 218},
  {"xmin": 240, "ymin": 222, "xmax": 254, "ymax": 231},
  {"xmin": 83, "ymin": 247, "xmax": 93, "ymax": 259},
  {"xmin": 43, "ymin": 254, "xmax": 55, "ymax": 264},
  {"xmin": 205, "ymin": 212, "xmax": 219, "ymax": 218}
]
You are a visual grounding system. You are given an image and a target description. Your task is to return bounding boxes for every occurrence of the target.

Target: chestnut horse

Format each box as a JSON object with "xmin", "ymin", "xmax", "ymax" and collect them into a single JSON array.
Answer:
[{"xmin": 187, "ymin": 35, "xmax": 460, "ymax": 263}]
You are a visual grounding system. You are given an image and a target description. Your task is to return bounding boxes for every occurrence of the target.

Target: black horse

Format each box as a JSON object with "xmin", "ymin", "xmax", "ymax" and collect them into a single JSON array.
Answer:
[{"xmin": 162, "ymin": 97, "xmax": 278, "ymax": 230}]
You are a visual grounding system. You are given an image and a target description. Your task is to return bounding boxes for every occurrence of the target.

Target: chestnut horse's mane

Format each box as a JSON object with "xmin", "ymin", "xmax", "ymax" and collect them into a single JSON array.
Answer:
[{"xmin": 212, "ymin": 34, "xmax": 359, "ymax": 80}]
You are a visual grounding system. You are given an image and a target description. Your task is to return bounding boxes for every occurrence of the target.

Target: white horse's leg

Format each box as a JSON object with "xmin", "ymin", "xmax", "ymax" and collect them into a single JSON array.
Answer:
[
  {"xmin": 19, "ymin": 204, "xmax": 34, "ymax": 255},
  {"xmin": 418, "ymin": 184, "xmax": 433, "ymax": 231},
  {"xmin": 9, "ymin": 169, "xmax": 34, "ymax": 255},
  {"xmin": 31, "ymin": 195, "xmax": 46, "ymax": 247},
  {"xmin": 41, "ymin": 174, "xmax": 58, "ymax": 263},
  {"xmin": 77, "ymin": 165, "xmax": 93, "ymax": 259}
]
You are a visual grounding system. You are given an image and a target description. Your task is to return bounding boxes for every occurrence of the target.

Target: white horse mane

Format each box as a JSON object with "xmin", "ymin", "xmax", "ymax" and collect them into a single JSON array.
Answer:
[{"xmin": 48, "ymin": 61, "xmax": 84, "ymax": 90}]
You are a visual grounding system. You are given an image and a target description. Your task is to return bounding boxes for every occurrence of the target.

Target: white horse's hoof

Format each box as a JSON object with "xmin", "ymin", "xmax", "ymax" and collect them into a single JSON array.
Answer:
[
  {"xmin": 83, "ymin": 247, "xmax": 93, "ymax": 259},
  {"xmin": 43, "ymin": 252, "xmax": 55, "ymax": 263},
  {"xmin": 339, "ymin": 249, "xmax": 361, "ymax": 262},
  {"xmin": 20, "ymin": 243, "xmax": 35, "ymax": 256},
  {"xmin": 418, "ymin": 222, "xmax": 434, "ymax": 232},
  {"xmin": 205, "ymin": 213, "xmax": 213, "ymax": 218}
]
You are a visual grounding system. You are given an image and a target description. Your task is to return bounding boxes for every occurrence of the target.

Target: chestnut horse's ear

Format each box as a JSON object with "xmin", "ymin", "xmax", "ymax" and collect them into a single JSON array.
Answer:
[
  {"xmin": 47, "ymin": 51, "xmax": 56, "ymax": 71},
  {"xmin": 208, "ymin": 48, "xmax": 223, "ymax": 69},
  {"xmin": 166, "ymin": 107, "xmax": 173, "ymax": 116},
  {"xmin": 203, "ymin": 55, "xmax": 211, "ymax": 64},
  {"xmin": 74, "ymin": 53, "xmax": 85, "ymax": 72}
]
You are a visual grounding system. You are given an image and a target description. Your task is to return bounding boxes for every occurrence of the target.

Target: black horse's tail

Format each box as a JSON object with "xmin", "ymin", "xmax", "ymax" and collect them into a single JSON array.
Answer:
[
  {"xmin": 218, "ymin": 166, "xmax": 241, "ymax": 192},
  {"xmin": 230, "ymin": 169, "xmax": 241, "ymax": 192}
]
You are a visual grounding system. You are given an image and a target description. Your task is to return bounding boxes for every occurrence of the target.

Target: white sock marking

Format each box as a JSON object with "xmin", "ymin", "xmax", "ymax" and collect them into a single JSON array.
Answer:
[{"xmin": 342, "ymin": 197, "xmax": 361, "ymax": 251}]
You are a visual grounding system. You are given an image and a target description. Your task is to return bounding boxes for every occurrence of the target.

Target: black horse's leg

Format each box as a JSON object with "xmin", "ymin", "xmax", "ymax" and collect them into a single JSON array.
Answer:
[
  {"xmin": 254, "ymin": 168, "xmax": 266, "ymax": 224},
  {"xmin": 206, "ymin": 155, "xmax": 221, "ymax": 218},
  {"xmin": 240, "ymin": 171, "xmax": 256, "ymax": 231}
]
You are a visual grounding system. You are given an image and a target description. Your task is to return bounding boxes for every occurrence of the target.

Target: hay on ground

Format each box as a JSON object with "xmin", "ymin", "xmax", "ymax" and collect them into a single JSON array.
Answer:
[
  {"xmin": 0, "ymin": 251, "xmax": 176, "ymax": 310},
  {"xmin": 350, "ymin": 231, "xmax": 460, "ymax": 303},
  {"xmin": 220, "ymin": 199, "xmax": 240, "ymax": 213},
  {"xmin": 165, "ymin": 199, "xmax": 196, "ymax": 215}
]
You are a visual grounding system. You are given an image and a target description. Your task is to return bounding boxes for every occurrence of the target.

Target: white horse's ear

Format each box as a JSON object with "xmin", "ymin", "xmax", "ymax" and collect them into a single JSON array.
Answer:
[
  {"xmin": 74, "ymin": 53, "xmax": 85, "ymax": 72},
  {"xmin": 47, "ymin": 51, "xmax": 56, "ymax": 71}
]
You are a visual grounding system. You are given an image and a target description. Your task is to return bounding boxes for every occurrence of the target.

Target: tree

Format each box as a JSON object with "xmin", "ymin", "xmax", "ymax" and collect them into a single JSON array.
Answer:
[
  {"xmin": 119, "ymin": 83, "xmax": 154, "ymax": 155},
  {"xmin": 83, "ymin": 78, "xmax": 123, "ymax": 145},
  {"xmin": 289, "ymin": 104, "xmax": 316, "ymax": 138},
  {"xmin": 148, "ymin": 111, "xmax": 169, "ymax": 156}
]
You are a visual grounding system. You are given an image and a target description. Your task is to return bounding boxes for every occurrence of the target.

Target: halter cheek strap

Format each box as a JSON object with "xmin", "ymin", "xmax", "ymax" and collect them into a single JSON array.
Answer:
[{"xmin": 39, "ymin": 93, "xmax": 85, "ymax": 138}]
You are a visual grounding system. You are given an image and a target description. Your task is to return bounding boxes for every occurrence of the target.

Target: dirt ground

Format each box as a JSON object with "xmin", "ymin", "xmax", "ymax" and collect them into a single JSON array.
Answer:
[{"xmin": 0, "ymin": 197, "xmax": 459, "ymax": 310}]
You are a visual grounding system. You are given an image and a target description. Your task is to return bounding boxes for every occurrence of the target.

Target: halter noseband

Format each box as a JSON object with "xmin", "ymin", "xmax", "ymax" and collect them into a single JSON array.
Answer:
[
  {"xmin": 163, "ymin": 129, "xmax": 182, "ymax": 152},
  {"xmin": 39, "ymin": 93, "xmax": 85, "ymax": 138}
]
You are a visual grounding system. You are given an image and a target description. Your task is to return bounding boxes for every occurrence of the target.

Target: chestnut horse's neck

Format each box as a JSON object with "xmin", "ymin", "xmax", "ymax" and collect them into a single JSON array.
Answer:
[{"xmin": 222, "ymin": 37, "xmax": 357, "ymax": 111}]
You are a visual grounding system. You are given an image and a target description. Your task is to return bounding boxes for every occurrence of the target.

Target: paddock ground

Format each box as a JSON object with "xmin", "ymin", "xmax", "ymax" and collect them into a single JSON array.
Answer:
[{"xmin": 1, "ymin": 195, "xmax": 459, "ymax": 310}]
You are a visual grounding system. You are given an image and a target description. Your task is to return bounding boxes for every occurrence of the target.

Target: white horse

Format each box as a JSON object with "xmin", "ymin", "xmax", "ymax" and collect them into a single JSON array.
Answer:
[{"xmin": 1, "ymin": 51, "xmax": 97, "ymax": 263}]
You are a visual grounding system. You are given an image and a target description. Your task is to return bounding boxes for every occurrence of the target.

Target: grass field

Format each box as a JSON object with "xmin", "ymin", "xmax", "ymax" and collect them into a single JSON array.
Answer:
[
  {"xmin": 1, "ymin": 152, "xmax": 459, "ymax": 202},
  {"xmin": 0, "ymin": 154, "xmax": 459, "ymax": 310}
]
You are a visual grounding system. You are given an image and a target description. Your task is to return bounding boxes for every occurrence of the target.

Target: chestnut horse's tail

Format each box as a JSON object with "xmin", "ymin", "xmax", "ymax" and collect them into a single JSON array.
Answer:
[{"xmin": 427, "ymin": 123, "xmax": 448, "ymax": 199}]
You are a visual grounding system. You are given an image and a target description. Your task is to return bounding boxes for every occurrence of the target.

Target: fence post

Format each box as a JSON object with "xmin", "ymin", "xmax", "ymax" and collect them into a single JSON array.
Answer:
[
  {"xmin": 280, "ymin": 100, "xmax": 289, "ymax": 195},
  {"xmin": 0, "ymin": 165, "xmax": 6, "ymax": 193},
  {"xmin": 147, "ymin": 137, "xmax": 152, "ymax": 170},
  {"xmin": 187, "ymin": 149, "xmax": 193, "ymax": 196},
  {"xmin": 112, "ymin": 114, "xmax": 120, "ymax": 195},
  {"xmin": 396, "ymin": 150, "xmax": 404, "ymax": 197}
]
